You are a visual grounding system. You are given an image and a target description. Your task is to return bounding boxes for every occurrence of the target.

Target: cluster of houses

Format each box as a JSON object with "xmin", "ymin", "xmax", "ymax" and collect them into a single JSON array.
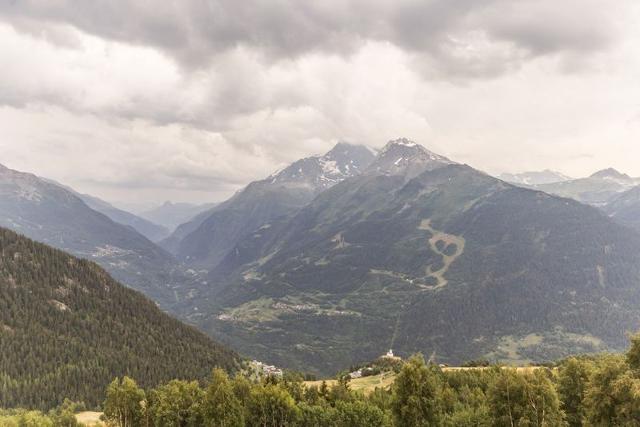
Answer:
[{"xmin": 250, "ymin": 360, "xmax": 283, "ymax": 377}]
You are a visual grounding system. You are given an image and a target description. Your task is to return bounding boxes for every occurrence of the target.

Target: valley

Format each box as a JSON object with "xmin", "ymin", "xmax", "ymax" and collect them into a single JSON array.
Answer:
[
  {"xmin": 5, "ymin": 141, "xmax": 640, "ymax": 423},
  {"xmin": 4, "ymin": 3, "xmax": 640, "ymax": 424},
  {"xmin": 5, "ymin": 139, "xmax": 640, "ymax": 379},
  {"xmin": 177, "ymin": 140, "xmax": 640, "ymax": 375}
]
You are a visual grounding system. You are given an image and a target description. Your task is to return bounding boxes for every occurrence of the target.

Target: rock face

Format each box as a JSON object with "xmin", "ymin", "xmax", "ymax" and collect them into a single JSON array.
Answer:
[
  {"xmin": 0, "ymin": 163, "xmax": 198, "ymax": 309},
  {"xmin": 180, "ymin": 140, "xmax": 640, "ymax": 375}
]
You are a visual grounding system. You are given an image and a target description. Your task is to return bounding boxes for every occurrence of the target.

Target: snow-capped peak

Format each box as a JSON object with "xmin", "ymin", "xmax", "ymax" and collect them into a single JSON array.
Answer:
[
  {"xmin": 390, "ymin": 138, "xmax": 418, "ymax": 148},
  {"xmin": 369, "ymin": 138, "xmax": 454, "ymax": 178},
  {"xmin": 266, "ymin": 142, "xmax": 376, "ymax": 189},
  {"xmin": 590, "ymin": 168, "xmax": 632, "ymax": 181}
]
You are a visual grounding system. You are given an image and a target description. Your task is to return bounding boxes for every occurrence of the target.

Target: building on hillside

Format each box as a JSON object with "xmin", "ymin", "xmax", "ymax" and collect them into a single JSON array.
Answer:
[
  {"xmin": 250, "ymin": 360, "xmax": 283, "ymax": 377},
  {"xmin": 381, "ymin": 349, "xmax": 401, "ymax": 361},
  {"xmin": 349, "ymin": 369, "xmax": 363, "ymax": 379}
]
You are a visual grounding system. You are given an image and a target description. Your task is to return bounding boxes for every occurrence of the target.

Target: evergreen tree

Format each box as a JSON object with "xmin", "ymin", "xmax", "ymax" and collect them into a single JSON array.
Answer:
[
  {"xmin": 0, "ymin": 228, "xmax": 238, "ymax": 410},
  {"xmin": 627, "ymin": 333, "xmax": 640, "ymax": 372}
]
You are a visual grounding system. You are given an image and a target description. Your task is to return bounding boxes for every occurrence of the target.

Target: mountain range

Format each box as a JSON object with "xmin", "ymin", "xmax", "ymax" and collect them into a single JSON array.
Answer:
[
  {"xmin": 503, "ymin": 168, "xmax": 640, "ymax": 236},
  {"xmin": 141, "ymin": 201, "xmax": 217, "ymax": 231},
  {"xmin": 521, "ymin": 168, "xmax": 640, "ymax": 206},
  {"xmin": 5, "ymin": 140, "xmax": 640, "ymax": 378},
  {"xmin": 71, "ymin": 190, "xmax": 170, "ymax": 242},
  {"xmin": 603, "ymin": 185, "xmax": 640, "ymax": 233},
  {"xmin": 0, "ymin": 163, "xmax": 199, "ymax": 309},
  {"xmin": 498, "ymin": 170, "xmax": 572, "ymax": 186},
  {"xmin": 162, "ymin": 142, "xmax": 377, "ymax": 271},
  {"xmin": 168, "ymin": 139, "xmax": 640, "ymax": 375},
  {"xmin": 0, "ymin": 227, "xmax": 238, "ymax": 409},
  {"xmin": 42, "ymin": 178, "xmax": 171, "ymax": 242}
]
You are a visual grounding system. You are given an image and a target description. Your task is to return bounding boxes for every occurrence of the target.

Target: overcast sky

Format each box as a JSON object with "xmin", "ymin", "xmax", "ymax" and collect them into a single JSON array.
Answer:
[{"xmin": 1, "ymin": 0, "xmax": 639, "ymax": 208}]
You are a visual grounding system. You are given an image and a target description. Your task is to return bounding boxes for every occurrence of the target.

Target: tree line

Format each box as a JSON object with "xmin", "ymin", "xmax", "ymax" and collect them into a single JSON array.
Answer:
[
  {"xmin": 6, "ymin": 334, "xmax": 640, "ymax": 426},
  {"xmin": 93, "ymin": 334, "xmax": 640, "ymax": 426}
]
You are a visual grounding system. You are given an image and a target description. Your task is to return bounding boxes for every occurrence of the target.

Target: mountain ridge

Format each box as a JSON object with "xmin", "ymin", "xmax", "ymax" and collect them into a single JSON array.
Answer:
[
  {"xmin": 141, "ymin": 201, "xmax": 217, "ymax": 232},
  {"xmin": 183, "ymin": 139, "xmax": 640, "ymax": 374},
  {"xmin": 498, "ymin": 170, "xmax": 572, "ymax": 186},
  {"xmin": 0, "ymin": 163, "xmax": 199, "ymax": 309},
  {"xmin": 164, "ymin": 142, "xmax": 376, "ymax": 270},
  {"xmin": 525, "ymin": 168, "xmax": 640, "ymax": 206}
]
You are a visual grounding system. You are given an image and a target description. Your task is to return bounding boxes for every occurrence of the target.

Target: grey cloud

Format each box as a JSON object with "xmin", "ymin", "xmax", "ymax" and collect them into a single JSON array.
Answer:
[{"xmin": 0, "ymin": 0, "xmax": 625, "ymax": 79}]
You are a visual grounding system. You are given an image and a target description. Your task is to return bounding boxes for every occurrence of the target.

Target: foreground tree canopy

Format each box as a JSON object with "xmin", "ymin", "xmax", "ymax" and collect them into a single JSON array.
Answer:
[
  {"xmin": 84, "ymin": 334, "xmax": 640, "ymax": 426},
  {"xmin": 6, "ymin": 336, "xmax": 640, "ymax": 426}
]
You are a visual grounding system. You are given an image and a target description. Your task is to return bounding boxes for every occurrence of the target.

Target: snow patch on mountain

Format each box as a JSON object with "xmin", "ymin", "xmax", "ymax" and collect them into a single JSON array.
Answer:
[
  {"xmin": 267, "ymin": 142, "xmax": 376, "ymax": 189},
  {"xmin": 499, "ymin": 170, "xmax": 573, "ymax": 186},
  {"xmin": 369, "ymin": 138, "xmax": 454, "ymax": 178}
]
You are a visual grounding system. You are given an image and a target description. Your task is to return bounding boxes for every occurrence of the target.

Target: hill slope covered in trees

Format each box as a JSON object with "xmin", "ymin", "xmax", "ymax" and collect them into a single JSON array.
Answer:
[
  {"xmin": 189, "ymin": 139, "xmax": 640, "ymax": 374},
  {"xmin": 0, "ymin": 163, "xmax": 199, "ymax": 310},
  {"xmin": 0, "ymin": 228, "xmax": 239, "ymax": 410}
]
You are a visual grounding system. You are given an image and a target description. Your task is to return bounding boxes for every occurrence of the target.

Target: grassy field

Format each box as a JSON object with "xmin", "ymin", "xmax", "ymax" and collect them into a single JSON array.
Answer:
[
  {"xmin": 305, "ymin": 372, "xmax": 397, "ymax": 394},
  {"xmin": 304, "ymin": 366, "xmax": 546, "ymax": 395},
  {"xmin": 75, "ymin": 411, "xmax": 104, "ymax": 426}
]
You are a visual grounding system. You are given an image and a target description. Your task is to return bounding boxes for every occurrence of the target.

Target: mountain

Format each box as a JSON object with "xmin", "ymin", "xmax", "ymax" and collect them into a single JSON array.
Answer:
[
  {"xmin": 75, "ymin": 192, "xmax": 170, "ymax": 241},
  {"xmin": 42, "ymin": 179, "xmax": 170, "ymax": 241},
  {"xmin": 498, "ymin": 170, "xmax": 572, "ymax": 186},
  {"xmin": 188, "ymin": 139, "xmax": 640, "ymax": 375},
  {"xmin": 604, "ymin": 185, "xmax": 640, "ymax": 232},
  {"xmin": 0, "ymin": 163, "xmax": 199, "ymax": 309},
  {"xmin": 531, "ymin": 168, "xmax": 640, "ymax": 206},
  {"xmin": 0, "ymin": 227, "xmax": 238, "ymax": 409},
  {"xmin": 164, "ymin": 142, "xmax": 376, "ymax": 270},
  {"xmin": 590, "ymin": 167, "xmax": 634, "ymax": 181},
  {"xmin": 367, "ymin": 138, "xmax": 453, "ymax": 178},
  {"xmin": 141, "ymin": 201, "xmax": 217, "ymax": 231},
  {"xmin": 160, "ymin": 206, "xmax": 218, "ymax": 256}
]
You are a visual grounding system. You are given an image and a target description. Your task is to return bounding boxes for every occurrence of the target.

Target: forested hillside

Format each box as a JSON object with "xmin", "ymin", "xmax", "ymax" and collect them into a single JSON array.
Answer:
[
  {"xmin": 0, "ymin": 228, "xmax": 238, "ymax": 410},
  {"xmin": 0, "ymin": 163, "xmax": 199, "ymax": 310},
  {"xmin": 191, "ymin": 140, "xmax": 640, "ymax": 374}
]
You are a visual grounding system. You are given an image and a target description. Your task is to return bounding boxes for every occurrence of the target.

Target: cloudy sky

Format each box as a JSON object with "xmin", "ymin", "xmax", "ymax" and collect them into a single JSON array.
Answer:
[{"xmin": 1, "ymin": 0, "xmax": 639, "ymax": 208}]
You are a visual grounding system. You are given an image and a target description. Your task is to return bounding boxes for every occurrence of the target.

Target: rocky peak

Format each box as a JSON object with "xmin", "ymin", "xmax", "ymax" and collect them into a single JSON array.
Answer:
[
  {"xmin": 368, "ymin": 138, "xmax": 454, "ymax": 178},
  {"xmin": 590, "ymin": 168, "xmax": 632, "ymax": 181},
  {"xmin": 267, "ymin": 142, "xmax": 376, "ymax": 189}
]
